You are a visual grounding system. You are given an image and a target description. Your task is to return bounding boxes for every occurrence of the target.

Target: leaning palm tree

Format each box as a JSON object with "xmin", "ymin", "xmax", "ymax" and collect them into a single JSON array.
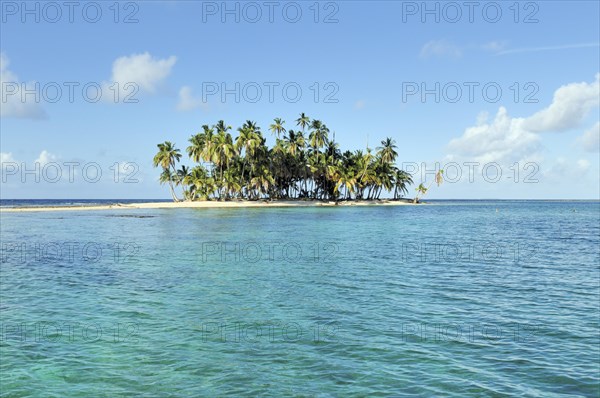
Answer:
[
  {"xmin": 153, "ymin": 141, "xmax": 182, "ymax": 202},
  {"xmin": 158, "ymin": 169, "xmax": 177, "ymax": 200},
  {"xmin": 414, "ymin": 170, "xmax": 443, "ymax": 203},
  {"xmin": 414, "ymin": 184, "xmax": 427, "ymax": 203}
]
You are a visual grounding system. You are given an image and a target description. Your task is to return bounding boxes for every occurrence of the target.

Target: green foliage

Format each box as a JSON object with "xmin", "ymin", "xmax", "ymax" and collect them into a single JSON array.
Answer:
[{"xmin": 153, "ymin": 114, "xmax": 417, "ymax": 202}]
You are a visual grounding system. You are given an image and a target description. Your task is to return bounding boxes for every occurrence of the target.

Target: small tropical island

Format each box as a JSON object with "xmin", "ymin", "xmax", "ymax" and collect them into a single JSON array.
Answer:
[
  {"xmin": 153, "ymin": 113, "xmax": 441, "ymax": 204},
  {"xmin": 1, "ymin": 114, "xmax": 444, "ymax": 213}
]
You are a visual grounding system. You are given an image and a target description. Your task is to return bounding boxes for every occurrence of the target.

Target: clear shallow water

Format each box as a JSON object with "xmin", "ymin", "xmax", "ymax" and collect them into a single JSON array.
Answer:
[{"xmin": 1, "ymin": 201, "xmax": 599, "ymax": 397}]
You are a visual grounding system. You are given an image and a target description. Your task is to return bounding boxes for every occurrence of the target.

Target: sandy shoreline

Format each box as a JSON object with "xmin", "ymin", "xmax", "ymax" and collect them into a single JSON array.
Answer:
[{"xmin": 0, "ymin": 199, "xmax": 418, "ymax": 213}]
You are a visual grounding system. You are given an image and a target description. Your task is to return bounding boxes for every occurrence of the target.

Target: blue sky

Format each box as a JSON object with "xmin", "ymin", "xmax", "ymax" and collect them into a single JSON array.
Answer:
[{"xmin": 1, "ymin": 0, "xmax": 599, "ymax": 199}]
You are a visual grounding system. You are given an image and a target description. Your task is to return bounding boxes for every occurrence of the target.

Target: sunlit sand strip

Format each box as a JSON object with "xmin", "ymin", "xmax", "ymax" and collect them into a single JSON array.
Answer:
[{"xmin": 0, "ymin": 200, "xmax": 418, "ymax": 212}]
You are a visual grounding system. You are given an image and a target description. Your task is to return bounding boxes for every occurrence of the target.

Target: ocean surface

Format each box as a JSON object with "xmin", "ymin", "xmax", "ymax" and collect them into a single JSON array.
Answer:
[
  {"xmin": 0, "ymin": 199, "xmax": 172, "ymax": 208},
  {"xmin": 1, "ymin": 200, "xmax": 599, "ymax": 397}
]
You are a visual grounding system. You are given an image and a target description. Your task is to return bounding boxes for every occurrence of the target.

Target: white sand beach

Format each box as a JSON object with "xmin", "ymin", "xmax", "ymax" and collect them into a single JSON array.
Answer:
[{"xmin": 0, "ymin": 199, "xmax": 418, "ymax": 213}]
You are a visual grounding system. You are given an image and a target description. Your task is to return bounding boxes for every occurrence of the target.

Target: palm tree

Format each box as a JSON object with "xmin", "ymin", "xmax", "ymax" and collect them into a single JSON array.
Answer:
[
  {"xmin": 188, "ymin": 165, "xmax": 214, "ymax": 200},
  {"xmin": 269, "ymin": 118, "xmax": 286, "ymax": 139},
  {"xmin": 236, "ymin": 122, "xmax": 256, "ymax": 195},
  {"xmin": 187, "ymin": 132, "xmax": 205, "ymax": 163},
  {"xmin": 414, "ymin": 184, "xmax": 427, "ymax": 203},
  {"xmin": 186, "ymin": 125, "xmax": 213, "ymax": 162},
  {"xmin": 213, "ymin": 122, "xmax": 232, "ymax": 162},
  {"xmin": 413, "ymin": 170, "xmax": 443, "ymax": 203},
  {"xmin": 309, "ymin": 119, "xmax": 326, "ymax": 149},
  {"xmin": 158, "ymin": 168, "xmax": 176, "ymax": 200},
  {"xmin": 213, "ymin": 128, "xmax": 235, "ymax": 199},
  {"xmin": 354, "ymin": 149, "xmax": 374, "ymax": 198},
  {"xmin": 214, "ymin": 120, "xmax": 230, "ymax": 135},
  {"xmin": 375, "ymin": 162, "xmax": 394, "ymax": 199},
  {"xmin": 153, "ymin": 141, "xmax": 182, "ymax": 202},
  {"xmin": 176, "ymin": 165, "xmax": 192, "ymax": 200},
  {"xmin": 335, "ymin": 168, "xmax": 357, "ymax": 200},
  {"xmin": 201, "ymin": 125, "xmax": 216, "ymax": 165},
  {"xmin": 293, "ymin": 131, "xmax": 309, "ymax": 196},
  {"xmin": 296, "ymin": 113, "xmax": 310, "ymax": 132},
  {"xmin": 250, "ymin": 166, "xmax": 274, "ymax": 199},
  {"xmin": 377, "ymin": 137, "xmax": 398, "ymax": 165},
  {"xmin": 285, "ymin": 130, "xmax": 301, "ymax": 156},
  {"xmin": 310, "ymin": 120, "xmax": 330, "ymax": 150},
  {"xmin": 393, "ymin": 169, "xmax": 413, "ymax": 199},
  {"xmin": 223, "ymin": 169, "xmax": 241, "ymax": 199}
]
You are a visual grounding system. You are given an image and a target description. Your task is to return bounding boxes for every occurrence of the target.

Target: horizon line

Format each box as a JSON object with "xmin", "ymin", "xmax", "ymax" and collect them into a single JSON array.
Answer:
[{"xmin": 1, "ymin": 198, "xmax": 599, "ymax": 201}]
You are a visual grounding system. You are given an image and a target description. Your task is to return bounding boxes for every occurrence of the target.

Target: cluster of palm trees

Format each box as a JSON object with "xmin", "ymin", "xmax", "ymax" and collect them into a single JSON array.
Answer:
[{"xmin": 153, "ymin": 114, "xmax": 415, "ymax": 202}]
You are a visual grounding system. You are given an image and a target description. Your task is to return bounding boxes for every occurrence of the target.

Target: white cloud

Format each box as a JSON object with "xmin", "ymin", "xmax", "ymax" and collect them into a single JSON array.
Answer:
[
  {"xmin": 576, "ymin": 122, "xmax": 600, "ymax": 152},
  {"xmin": 35, "ymin": 150, "xmax": 58, "ymax": 165},
  {"xmin": 577, "ymin": 159, "xmax": 591, "ymax": 172},
  {"xmin": 176, "ymin": 86, "xmax": 207, "ymax": 112},
  {"xmin": 1, "ymin": 152, "xmax": 16, "ymax": 163},
  {"xmin": 446, "ymin": 76, "xmax": 600, "ymax": 195},
  {"xmin": 104, "ymin": 52, "xmax": 177, "ymax": 98},
  {"xmin": 419, "ymin": 40, "xmax": 461, "ymax": 59},
  {"xmin": 482, "ymin": 41, "xmax": 507, "ymax": 53},
  {"xmin": 354, "ymin": 100, "xmax": 365, "ymax": 110},
  {"xmin": 495, "ymin": 42, "xmax": 599, "ymax": 56},
  {"xmin": 523, "ymin": 75, "xmax": 599, "ymax": 132},
  {"xmin": 0, "ymin": 152, "xmax": 18, "ymax": 176},
  {"xmin": 544, "ymin": 157, "xmax": 592, "ymax": 182},
  {"xmin": 0, "ymin": 53, "xmax": 47, "ymax": 119},
  {"xmin": 447, "ymin": 107, "xmax": 540, "ymax": 164}
]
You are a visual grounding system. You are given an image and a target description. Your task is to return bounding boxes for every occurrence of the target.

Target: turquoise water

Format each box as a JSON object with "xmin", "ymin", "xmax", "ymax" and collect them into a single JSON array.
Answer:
[{"xmin": 1, "ymin": 201, "xmax": 599, "ymax": 397}]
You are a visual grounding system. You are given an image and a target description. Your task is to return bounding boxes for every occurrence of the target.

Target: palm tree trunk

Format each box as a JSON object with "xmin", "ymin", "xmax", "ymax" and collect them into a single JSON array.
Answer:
[{"xmin": 168, "ymin": 182, "xmax": 179, "ymax": 202}]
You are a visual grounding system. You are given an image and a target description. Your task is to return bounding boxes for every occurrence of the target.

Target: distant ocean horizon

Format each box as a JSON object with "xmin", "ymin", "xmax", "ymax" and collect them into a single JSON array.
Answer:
[{"xmin": 0, "ymin": 199, "xmax": 173, "ymax": 208}]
